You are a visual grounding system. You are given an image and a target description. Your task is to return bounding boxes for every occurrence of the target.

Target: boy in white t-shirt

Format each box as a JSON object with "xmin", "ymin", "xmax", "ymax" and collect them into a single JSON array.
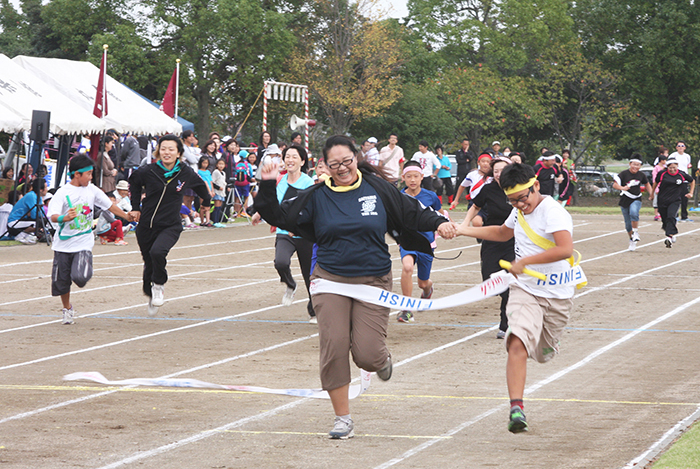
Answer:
[
  {"xmin": 47, "ymin": 155, "xmax": 132, "ymax": 325},
  {"xmin": 456, "ymin": 163, "xmax": 581, "ymax": 434}
]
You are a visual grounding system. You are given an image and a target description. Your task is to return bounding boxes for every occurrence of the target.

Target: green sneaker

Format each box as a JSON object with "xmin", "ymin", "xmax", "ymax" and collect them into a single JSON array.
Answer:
[
  {"xmin": 508, "ymin": 406, "xmax": 528, "ymax": 433},
  {"xmin": 397, "ymin": 311, "xmax": 414, "ymax": 323}
]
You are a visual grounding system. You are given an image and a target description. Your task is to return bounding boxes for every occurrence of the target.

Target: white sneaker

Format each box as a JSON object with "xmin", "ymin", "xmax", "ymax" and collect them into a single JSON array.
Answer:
[
  {"xmin": 282, "ymin": 286, "xmax": 296, "ymax": 306},
  {"xmin": 671, "ymin": 235, "xmax": 677, "ymax": 243},
  {"xmin": 62, "ymin": 306, "xmax": 75, "ymax": 325},
  {"xmin": 628, "ymin": 239, "xmax": 637, "ymax": 251},
  {"xmin": 665, "ymin": 237, "xmax": 673, "ymax": 248},
  {"xmin": 631, "ymin": 232, "xmax": 640, "ymax": 242},
  {"xmin": 309, "ymin": 316, "xmax": 318, "ymax": 324},
  {"xmin": 328, "ymin": 417, "xmax": 354, "ymax": 439},
  {"xmin": 148, "ymin": 298, "xmax": 159, "ymax": 317},
  {"xmin": 151, "ymin": 284, "xmax": 165, "ymax": 307}
]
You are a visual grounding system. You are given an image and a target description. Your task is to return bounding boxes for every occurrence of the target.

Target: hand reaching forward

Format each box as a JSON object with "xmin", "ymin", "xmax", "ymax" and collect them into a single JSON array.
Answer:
[{"xmin": 437, "ymin": 222, "xmax": 457, "ymax": 240}]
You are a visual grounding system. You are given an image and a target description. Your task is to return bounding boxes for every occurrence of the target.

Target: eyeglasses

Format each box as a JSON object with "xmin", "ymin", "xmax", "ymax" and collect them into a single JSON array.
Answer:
[
  {"xmin": 327, "ymin": 156, "xmax": 355, "ymax": 170},
  {"xmin": 507, "ymin": 187, "xmax": 534, "ymax": 206}
]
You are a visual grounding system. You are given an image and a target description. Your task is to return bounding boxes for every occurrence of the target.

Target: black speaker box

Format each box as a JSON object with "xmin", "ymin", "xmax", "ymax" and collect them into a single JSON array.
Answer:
[{"xmin": 30, "ymin": 110, "xmax": 51, "ymax": 142}]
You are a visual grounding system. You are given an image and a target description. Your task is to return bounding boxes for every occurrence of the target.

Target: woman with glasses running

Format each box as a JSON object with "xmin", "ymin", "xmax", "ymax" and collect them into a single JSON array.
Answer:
[{"xmin": 255, "ymin": 135, "xmax": 456, "ymax": 440}]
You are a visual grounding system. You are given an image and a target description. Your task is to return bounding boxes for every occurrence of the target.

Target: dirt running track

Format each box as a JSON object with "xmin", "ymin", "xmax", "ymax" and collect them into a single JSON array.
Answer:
[{"xmin": 0, "ymin": 214, "xmax": 698, "ymax": 469}]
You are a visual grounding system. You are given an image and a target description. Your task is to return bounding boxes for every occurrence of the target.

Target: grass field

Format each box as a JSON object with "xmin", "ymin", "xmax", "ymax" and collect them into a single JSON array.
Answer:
[{"xmin": 652, "ymin": 422, "xmax": 700, "ymax": 468}]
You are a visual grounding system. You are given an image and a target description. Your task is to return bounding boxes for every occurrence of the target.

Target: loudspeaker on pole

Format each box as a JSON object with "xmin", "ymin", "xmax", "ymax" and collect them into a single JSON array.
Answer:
[
  {"xmin": 289, "ymin": 114, "xmax": 316, "ymax": 131},
  {"xmin": 30, "ymin": 110, "xmax": 51, "ymax": 142}
]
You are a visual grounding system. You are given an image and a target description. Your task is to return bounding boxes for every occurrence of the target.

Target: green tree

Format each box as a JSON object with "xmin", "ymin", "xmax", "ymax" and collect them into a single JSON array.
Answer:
[
  {"xmin": 0, "ymin": 0, "xmax": 31, "ymax": 56},
  {"xmin": 406, "ymin": 0, "xmax": 575, "ymax": 74},
  {"xmin": 287, "ymin": 0, "xmax": 403, "ymax": 135},
  {"xmin": 537, "ymin": 44, "xmax": 637, "ymax": 164},
  {"xmin": 148, "ymin": 0, "xmax": 293, "ymax": 138},
  {"xmin": 438, "ymin": 64, "xmax": 548, "ymax": 154},
  {"xmin": 574, "ymin": 0, "xmax": 700, "ymax": 150}
]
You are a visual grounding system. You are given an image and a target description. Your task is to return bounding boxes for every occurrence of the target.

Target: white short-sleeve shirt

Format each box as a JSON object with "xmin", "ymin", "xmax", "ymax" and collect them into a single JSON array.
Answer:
[
  {"xmin": 48, "ymin": 183, "xmax": 112, "ymax": 253},
  {"xmin": 504, "ymin": 196, "xmax": 575, "ymax": 299}
]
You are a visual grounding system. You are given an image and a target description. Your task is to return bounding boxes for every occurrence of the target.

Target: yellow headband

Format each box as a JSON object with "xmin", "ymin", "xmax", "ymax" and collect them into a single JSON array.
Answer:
[{"xmin": 503, "ymin": 177, "xmax": 536, "ymax": 195}]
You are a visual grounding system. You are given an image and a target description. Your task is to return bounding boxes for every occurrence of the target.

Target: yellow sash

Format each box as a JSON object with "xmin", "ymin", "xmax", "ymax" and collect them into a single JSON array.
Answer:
[{"xmin": 517, "ymin": 210, "xmax": 587, "ymax": 288}]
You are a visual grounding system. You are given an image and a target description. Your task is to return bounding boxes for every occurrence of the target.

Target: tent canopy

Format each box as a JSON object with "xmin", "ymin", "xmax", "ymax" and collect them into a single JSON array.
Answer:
[
  {"xmin": 0, "ymin": 54, "xmax": 107, "ymax": 135},
  {"xmin": 14, "ymin": 55, "xmax": 182, "ymax": 135},
  {"xmin": 128, "ymin": 86, "xmax": 196, "ymax": 133}
]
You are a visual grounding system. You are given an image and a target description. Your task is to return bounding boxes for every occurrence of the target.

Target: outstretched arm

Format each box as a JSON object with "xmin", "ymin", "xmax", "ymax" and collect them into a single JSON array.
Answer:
[{"xmin": 456, "ymin": 223, "xmax": 514, "ymax": 243}]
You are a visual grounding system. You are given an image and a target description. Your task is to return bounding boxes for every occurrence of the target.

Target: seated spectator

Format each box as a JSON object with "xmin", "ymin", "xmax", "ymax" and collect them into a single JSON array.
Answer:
[
  {"xmin": 7, "ymin": 178, "xmax": 48, "ymax": 243},
  {"xmin": 0, "ymin": 189, "xmax": 16, "ymax": 239},
  {"xmin": 98, "ymin": 196, "xmax": 128, "ymax": 246},
  {"xmin": 114, "ymin": 180, "xmax": 134, "ymax": 231},
  {"xmin": 2, "ymin": 167, "xmax": 14, "ymax": 180},
  {"xmin": 180, "ymin": 203, "xmax": 197, "ymax": 229}
]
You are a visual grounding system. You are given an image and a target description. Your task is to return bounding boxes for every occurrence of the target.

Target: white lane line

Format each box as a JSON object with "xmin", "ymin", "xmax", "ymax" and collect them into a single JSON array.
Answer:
[
  {"xmin": 0, "ymin": 275, "xmax": 282, "ymax": 335},
  {"xmin": 576, "ymin": 253, "xmax": 700, "ymax": 299},
  {"xmin": 0, "ymin": 246, "xmax": 276, "ymax": 286},
  {"xmin": 96, "ymin": 399, "xmax": 309, "ymax": 469},
  {"xmin": 579, "ymin": 227, "xmax": 700, "ymax": 266},
  {"xmin": 0, "ymin": 258, "xmax": 274, "ymax": 308},
  {"xmin": 373, "ymin": 293, "xmax": 700, "ymax": 469},
  {"xmin": 0, "ymin": 332, "xmax": 318, "ymax": 425},
  {"xmin": 93, "ymin": 327, "xmax": 496, "ymax": 469},
  {"xmin": 0, "ymin": 291, "xmax": 310, "ymax": 371},
  {"xmin": 0, "ymin": 234, "xmax": 277, "ymax": 268},
  {"xmin": 91, "ymin": 255, "xmax": 700, "ymax": 467},
  {"xmin": 623, "ymin": 404, "xmax": 700, "ymax": 468}
]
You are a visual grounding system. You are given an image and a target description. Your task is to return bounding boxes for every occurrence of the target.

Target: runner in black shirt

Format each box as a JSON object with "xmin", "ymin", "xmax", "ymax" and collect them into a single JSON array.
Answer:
[
  {"xmin": 612, "ymin": 155, "xmax": 652, "ymax": 251},
  {"xmin": 653, "ymin": 158, "xmax": 695, "ymax": 248},
  {"xmin": 458, "ymin": 157, "xmax": 515, "ymax": 338},
  {"xmin": 533, "ymin": 152, "xmax": 560, "ymax": 197}
]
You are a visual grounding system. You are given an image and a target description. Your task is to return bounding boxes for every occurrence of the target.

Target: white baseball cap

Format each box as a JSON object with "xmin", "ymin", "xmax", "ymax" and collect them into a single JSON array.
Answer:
[{"xmin": 367, "ymin": 137, "xmax": 378, "ymax": 144}]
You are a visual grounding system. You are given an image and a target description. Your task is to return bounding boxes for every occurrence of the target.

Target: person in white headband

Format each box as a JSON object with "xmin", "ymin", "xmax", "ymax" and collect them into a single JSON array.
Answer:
[{"xmin": 612, "ymin": 154, "xmax": 652, "ymax": 251}]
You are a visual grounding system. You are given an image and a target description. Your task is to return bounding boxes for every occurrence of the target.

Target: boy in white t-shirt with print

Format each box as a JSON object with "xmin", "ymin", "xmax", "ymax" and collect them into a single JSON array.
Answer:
[
  {"xmin": 48, "ymin": 155, "xmax": 132, "ymax": 325},
  {"xmin": 456, "ymin": 163, "xmax": 581, "ymax": 434}
]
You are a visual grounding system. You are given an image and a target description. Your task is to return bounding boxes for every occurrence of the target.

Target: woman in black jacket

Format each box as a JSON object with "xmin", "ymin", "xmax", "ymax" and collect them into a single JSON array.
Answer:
[
  {"xmin": 128, "ymin": 135, "xmax": 212, "ymax": 317},
  {"xmin": 255, "ymin": 135, "xmax": 456, "ymax": 439}
]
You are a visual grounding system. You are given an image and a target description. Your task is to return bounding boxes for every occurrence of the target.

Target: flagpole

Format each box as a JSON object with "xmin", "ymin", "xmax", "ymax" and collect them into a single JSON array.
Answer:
[
  {"xmin": 99, "ymin": 44, "xmax": 108, "ymax": 189},
  {"xmin": 175, "ymin": 59, "xmax": 180, "ymax": 121}
]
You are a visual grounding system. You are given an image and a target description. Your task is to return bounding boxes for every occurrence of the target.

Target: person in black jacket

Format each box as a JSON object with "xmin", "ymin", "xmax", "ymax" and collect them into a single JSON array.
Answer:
[
  {"xmin": 255, "ymin": 135, "xmax": 456, "ymax": 440},
  {"xmin": 454, "ymin": 138, "xmax": 474, "ymax": 188},
  {"xmin": 128, "ymin": 135, "xmax": 212, "ymax": 317}
]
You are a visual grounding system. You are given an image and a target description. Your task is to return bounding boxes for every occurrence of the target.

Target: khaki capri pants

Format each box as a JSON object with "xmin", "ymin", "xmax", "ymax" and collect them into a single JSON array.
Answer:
[
  {"xmin": 505, "ymin": 284, "xmax": 573, "ymax": 363},
  {"xmin": 311, "ymin": 266, "xmax": 392, "ymax": 391}
]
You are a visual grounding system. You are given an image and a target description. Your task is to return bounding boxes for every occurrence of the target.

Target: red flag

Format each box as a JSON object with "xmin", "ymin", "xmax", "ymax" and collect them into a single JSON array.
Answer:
[
  {"xmin": 93, "ymin": 49, "xmax": 108, "ymax": 118},
  {"xmin": 160, "ymin": 67, "xmax": 177, "ymax": 118},
  {"xmin": 90, "ymin": 47, "xmax": 109, "ymax": 162}
]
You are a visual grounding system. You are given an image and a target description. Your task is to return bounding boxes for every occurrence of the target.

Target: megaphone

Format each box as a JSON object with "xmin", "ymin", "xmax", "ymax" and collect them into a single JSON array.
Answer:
[{"xmin": 290, "ymin": 114, "xmax": 317, "ymax": 131}]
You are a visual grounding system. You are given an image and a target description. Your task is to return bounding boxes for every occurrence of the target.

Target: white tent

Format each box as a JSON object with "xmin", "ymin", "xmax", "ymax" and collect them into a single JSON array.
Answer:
[
  {"xmin": 14, "ymin": 55, "xmax": 182, "ymax": 135},
  {"xmin": 0, "ymin": 54, "xmax": 107, "ymax": 135}
]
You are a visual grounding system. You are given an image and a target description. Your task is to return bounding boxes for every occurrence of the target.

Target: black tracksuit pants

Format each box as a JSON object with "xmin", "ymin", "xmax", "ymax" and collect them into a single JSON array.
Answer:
[
  {"xmin": 136, "ymin": 224, "xmax": 182, "ymax": 296},
  {"xmin": 480, "ymin": 239, "xmax": 516, "ymax": 332},
  {"xmin": 274, "ymin": 234, "xmax": 315, "ymax": 317}
]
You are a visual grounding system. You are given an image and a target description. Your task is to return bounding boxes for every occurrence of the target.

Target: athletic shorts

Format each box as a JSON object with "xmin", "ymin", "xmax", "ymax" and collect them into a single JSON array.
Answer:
[
  {"xmin": 399, "ymin": 247, "xmax": 433, "ymax": 281},
  {"xmin": 213, "ymin": 194, "xmax": 226, "ymax": 202},
  {"xmin": 505, "ymin": 284, "xmax": 573, "ymax": 363},
  {"xmin": 51, "ymin": 250, "xmax": 93, "ymax": 296},
  {"xmin": 234, "ymin": 184, "xmax": 250, "ymax": 200}
]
